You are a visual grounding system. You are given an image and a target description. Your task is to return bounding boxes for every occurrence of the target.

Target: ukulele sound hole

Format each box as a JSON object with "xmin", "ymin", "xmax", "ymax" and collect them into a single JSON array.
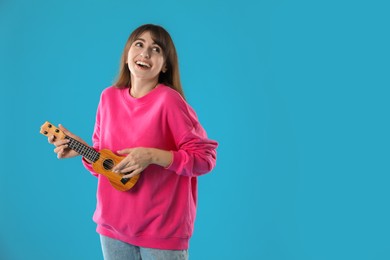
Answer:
[{"xmin": 103, "ymin": 159, "xmax": 114, "ymax": 170}]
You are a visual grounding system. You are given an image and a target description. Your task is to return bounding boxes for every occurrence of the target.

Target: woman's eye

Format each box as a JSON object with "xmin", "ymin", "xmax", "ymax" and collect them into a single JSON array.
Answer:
[
  {"xmin": 135, "ymin": 42, "xmax": 143, "ymax": 47},
  {"xmin": 152, "ymin": 47, "xmax": 161, "ymax": 53}
]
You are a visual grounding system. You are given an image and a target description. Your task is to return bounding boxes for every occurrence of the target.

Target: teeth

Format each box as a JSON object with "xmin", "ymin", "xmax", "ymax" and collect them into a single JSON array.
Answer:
[{"xmin": 136, "ymin": 61, "xmax": 151, "ymax": 68}]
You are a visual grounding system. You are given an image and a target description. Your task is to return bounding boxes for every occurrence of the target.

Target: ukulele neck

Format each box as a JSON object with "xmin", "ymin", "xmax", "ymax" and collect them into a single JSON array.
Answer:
[{"xmin": 65, "ymin": 136, "xmax": 99, "ymax": 163}]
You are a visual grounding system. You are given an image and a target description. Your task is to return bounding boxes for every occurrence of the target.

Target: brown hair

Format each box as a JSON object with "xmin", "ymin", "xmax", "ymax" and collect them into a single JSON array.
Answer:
[{"xmin": 113, "ymin": 24, "xmax": 185, "ymax": 99}]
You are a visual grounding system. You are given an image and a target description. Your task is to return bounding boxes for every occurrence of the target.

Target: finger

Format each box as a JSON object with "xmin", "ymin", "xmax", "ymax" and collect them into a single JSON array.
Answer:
[
  {"xmin": 58, "ymin": 124, "xmax": 88, "ymax": 145},
  {"xmin": 112, "ymin": 162, "xmax": 124, "ymax": 172},
  {"xmin": 56, "ymin": 147, "xmax": 67, "ymax": 158},
  {"xmin": 117, "ymin": 149, "xmax": 132, "ymax": 155},
  {"xmin": 54, "ymin": 145, "xmax": 66, "ymax": 154},
  {"xmin": 122, "ymin": 169, "xmax": 141, "ymax": 179},
  {"xmin": 117, "ymin": 164, "xmax": 139, "ymax": 174},
  {"xmin": 58, "ymin": 124, "xmax": 77, "ymax": 139},
  {"xmin": 48, "ymin": 135, "xmax": 55, "ymax": 144},
  {"xmin": 113, "ymin": 162, "xmax": 134, "ymax": 173},
  {"xmin": 54, "ymin": 144, "xmax": 68, "ymax": 155},
  {"xmin": 112, "ymin": 159, "xmax": 132, "ymax": 172},
  {"xmin": 53, "ymin": 139, "xmax": 69, "ymax": 147},
  {"xmin": 58, "ymin": 124, "xmax": 71, "ymax": 135}
]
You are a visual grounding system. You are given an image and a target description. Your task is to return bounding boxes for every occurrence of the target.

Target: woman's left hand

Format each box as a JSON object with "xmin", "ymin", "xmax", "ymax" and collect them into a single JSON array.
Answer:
[{"xmin": 112, "ymin": 148, "xmax": 153, "ymax": 178}]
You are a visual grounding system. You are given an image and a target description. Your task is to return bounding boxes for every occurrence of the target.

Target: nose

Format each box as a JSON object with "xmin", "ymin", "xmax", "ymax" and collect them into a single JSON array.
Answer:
[{"xmin": 140, "ymin": 49, "xmax": 150, "ymax": 58}]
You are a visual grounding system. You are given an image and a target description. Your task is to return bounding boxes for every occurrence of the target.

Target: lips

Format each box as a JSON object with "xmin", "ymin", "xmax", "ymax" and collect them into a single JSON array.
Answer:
[{"xmin": 135, "ymin": 60, "xmax": 151, "ymax": 69}]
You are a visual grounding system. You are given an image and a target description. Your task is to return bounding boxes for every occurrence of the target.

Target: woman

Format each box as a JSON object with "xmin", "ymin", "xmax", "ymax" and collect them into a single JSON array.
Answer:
[{"xmin": 49, "ymin": 24, "xmax": 218, "ymax": 260}]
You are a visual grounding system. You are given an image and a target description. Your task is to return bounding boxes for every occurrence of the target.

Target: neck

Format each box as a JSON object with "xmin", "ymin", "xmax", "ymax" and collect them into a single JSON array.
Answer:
[{"xmin": 130, "ymin": 78, "xmax": 159, "ymax": 98}]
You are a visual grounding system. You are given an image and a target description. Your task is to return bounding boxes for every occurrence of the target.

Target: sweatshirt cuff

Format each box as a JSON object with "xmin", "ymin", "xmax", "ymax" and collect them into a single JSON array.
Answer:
[
  {"xmin": 82, "ymin": 157, "xmax": 98, "ymax": 177},
  {"xmin": 165, "ymin": 150, "xmax": 183, "ymax": 173}
]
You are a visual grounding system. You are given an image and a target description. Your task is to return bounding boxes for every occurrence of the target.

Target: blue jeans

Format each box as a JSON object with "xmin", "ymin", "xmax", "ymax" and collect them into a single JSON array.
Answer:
[{"xmin": 100, "ymin": 235, "xmax": 189, "ymax": 260}]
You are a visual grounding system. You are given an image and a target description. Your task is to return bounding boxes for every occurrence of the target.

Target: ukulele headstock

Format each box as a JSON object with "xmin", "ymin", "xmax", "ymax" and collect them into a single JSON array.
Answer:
[{"xmin": 40, "ymin": 121, "xmax": 66, "ymax": 140}]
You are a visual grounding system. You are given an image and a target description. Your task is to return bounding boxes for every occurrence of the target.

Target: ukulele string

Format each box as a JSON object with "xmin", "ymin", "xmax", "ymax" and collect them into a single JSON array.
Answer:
[
  {"xmin": 44, "ymin": 127, "xmax": 133, "ymax": 178},
  {"xmin": 65, "ymin": 136, "xmax": 133, "ymax": 176}
]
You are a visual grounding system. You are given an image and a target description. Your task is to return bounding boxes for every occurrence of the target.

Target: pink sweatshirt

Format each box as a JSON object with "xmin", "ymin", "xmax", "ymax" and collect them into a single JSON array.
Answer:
[{"xmin": 82, "ymin": 84, "xmax": 218, "ymax": 250}]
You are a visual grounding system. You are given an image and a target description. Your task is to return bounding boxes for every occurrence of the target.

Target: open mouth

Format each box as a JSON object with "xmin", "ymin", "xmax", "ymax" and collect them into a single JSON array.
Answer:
[{"xmin": 135, "ymin": 60, "xmax": 151, "ymax": 69}]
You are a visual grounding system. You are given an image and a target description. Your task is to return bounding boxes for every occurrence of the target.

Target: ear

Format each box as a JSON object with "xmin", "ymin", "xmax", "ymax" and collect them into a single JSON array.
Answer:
[{"xmin": 161, "ymin": 64, "xmax": 167, "ymax": 73}]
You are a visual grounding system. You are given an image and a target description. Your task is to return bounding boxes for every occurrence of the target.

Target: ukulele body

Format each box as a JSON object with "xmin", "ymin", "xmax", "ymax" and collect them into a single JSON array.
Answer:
[
  {"xmin": 92, "ymin": 149, "xmax": 140, "ymax": 191},
  {"xmin": 40, "ymin": 121, "xmax": 140, "ymax": 191}
]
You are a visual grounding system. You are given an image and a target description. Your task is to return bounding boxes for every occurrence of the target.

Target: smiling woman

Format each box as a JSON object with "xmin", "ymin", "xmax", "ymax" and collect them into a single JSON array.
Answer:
[
  {"xmin": 126, "ymin": 32, "xmax": 167, "ymax": 97},
  {"xmin": 46, "ymin": 24, "xmax": 218, "ymax": 260},
  {"xmin": 114, "ymin": 24, "xmax": 184, "ymax": 99}
]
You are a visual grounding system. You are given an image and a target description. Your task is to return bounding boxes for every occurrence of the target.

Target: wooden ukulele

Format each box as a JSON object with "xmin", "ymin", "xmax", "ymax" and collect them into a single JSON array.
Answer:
[{"xmin": 40, "ymin": 121, "xmax": 140, "ymax": 191}]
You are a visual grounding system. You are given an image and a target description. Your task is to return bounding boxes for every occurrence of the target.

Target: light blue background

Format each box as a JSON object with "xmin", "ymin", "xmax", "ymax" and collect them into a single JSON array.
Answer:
[{"xmin": 1, "ymin": 0, "xmax": 389, "ymax": 259}]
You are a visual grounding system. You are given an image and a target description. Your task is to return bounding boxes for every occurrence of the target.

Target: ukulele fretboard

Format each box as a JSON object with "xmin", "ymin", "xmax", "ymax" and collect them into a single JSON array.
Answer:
[{"xmin": 65, "ymin": 136, "xmax": 99, "ymax": 163}]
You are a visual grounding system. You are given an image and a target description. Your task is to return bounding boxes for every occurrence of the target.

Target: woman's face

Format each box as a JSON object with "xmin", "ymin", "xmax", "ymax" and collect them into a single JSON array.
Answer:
[{"xmin": 127, "ymin": 31, "xmax": 166, "ymax": 82}]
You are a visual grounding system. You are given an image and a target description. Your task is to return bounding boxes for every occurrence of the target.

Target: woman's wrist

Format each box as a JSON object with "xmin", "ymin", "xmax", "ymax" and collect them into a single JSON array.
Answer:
[{"xmin": 149, "ymin": 148, "xmax": 173, "ymax": 168}]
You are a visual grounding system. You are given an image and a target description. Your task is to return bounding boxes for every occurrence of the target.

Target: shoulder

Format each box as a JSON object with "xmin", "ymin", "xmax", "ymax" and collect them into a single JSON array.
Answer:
[
  {"xmin": 157, "ymin": 84, "xmax": 184, "ymax": 102},
  {"xmin": 100, "ymin": 86, "xmax": 123, "ymax": 97},
  {"xmin": 156, "ymin": 84, "xmax": 189, "ymax": 111},
  {"xmin": 157, "ymin": 84, "xmax": 200, "ymax": 126},
  {"xmin": 98, "ymin": 86, "xmax": 125, "ymax": 104}
]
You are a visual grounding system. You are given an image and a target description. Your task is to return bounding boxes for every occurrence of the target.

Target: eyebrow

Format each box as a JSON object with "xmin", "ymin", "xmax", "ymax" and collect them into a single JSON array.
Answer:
[{"xmin": 135, "ymin": 37, "xmax": 145, "ymax": 42}]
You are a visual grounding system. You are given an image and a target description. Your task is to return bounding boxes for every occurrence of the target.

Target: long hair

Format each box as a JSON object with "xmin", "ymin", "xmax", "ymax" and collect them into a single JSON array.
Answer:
[{"xmin": 113, "ymin": 24, "xmax": 185, "ymax": 99}]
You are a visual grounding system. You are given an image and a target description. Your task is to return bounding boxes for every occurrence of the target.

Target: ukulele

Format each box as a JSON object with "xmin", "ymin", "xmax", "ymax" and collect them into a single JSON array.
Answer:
[{"xmin": 40, "ymin": 121, "xmax": 140, "ymax": 191}]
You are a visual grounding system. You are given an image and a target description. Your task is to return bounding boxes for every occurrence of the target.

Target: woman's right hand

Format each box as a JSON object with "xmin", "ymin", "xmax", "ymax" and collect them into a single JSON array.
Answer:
[{"xmin": 48, "ymin": 124, "xmax": 86, "ymax": 159}]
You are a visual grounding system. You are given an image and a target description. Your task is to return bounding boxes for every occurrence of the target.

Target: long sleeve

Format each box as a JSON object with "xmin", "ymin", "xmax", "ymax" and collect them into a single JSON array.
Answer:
[
  {"xmin": 164, "ymin": 92, "xmax": 218, "ymax": 177},
  {"xmin": 81, "ymin": 95, "xmax": 102, "ymax": 177}
]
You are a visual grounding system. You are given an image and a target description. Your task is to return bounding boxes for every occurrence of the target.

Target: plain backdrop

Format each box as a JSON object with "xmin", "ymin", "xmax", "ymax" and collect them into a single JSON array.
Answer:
[{"xmin": 0, "ymin": 0, "xmax": 389, "ymax": 259}]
